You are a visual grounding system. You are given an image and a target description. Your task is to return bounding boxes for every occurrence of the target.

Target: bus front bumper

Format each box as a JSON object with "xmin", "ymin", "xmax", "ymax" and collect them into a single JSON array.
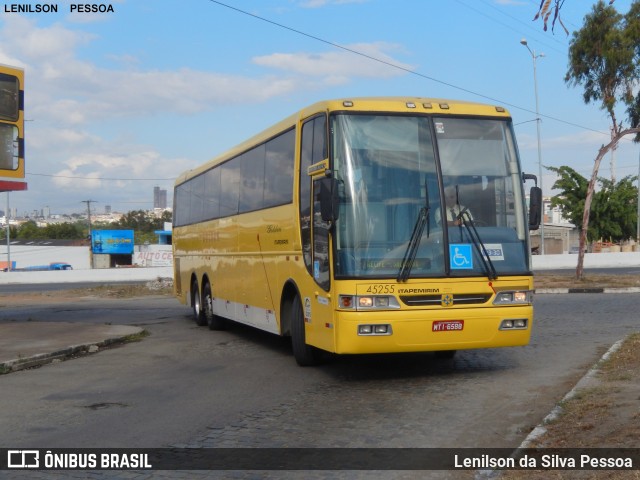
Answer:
[{"xmin": 332, "ymin": 306, "xmax": 532, "ymax": 354}]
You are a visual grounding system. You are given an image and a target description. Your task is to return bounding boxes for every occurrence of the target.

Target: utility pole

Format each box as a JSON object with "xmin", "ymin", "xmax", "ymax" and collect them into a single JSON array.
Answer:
[
  {"xmin": 81, "ymin": 200, "xmax": 96, "ymax": 237},
  {"xmin": 82, "ymin": 200, "xmax": 96, "ymax": 268},
  {"xmin": 520, "ymin": 38, "xmax": 546, "ymax": 255}
]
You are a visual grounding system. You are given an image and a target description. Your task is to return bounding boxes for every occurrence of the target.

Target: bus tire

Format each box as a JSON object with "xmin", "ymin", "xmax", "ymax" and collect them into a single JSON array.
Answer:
[
  {"xmin": 191, "ymin": 279, "xmax": 207, "ymax": 326},
  {"xmin": 203, "ymin": 282, "xmax": 225, "ymax": 330},
  {"xmin": 291, "ymin": 295, "xmax": 323, "ymax": 366}
]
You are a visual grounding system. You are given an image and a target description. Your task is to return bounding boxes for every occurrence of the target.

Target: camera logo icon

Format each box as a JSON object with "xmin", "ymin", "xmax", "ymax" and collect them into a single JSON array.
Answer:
[{"xmin": 7, "ymin": 450, "xmax": 40, "ymax": 468}]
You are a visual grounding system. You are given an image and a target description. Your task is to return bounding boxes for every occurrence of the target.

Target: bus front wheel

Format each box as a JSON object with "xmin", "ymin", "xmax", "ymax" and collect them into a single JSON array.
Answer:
[
  {"xmin": 191, "ymin": 279, "xmax": 207, "ymax": 326},
  {"xmin": 291, "ymin": 295, "xmax": 323, "ymax": 366}
]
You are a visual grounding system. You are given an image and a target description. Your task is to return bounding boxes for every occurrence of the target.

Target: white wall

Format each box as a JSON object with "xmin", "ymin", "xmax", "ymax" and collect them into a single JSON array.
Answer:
[
  {"xmin": 0, "ymin": 245, "xmax": 91, "ymax": 270},
  {"xmin": 532, "ymin": 252, "xmax": 640, "ymax": 270},
  {"xmin": 1, "ymin": 245, "xmax": 639, "ymax": 285},
  {"xmin": 133, "ymin": 245, "xmax": 173, "ymax": 267}
]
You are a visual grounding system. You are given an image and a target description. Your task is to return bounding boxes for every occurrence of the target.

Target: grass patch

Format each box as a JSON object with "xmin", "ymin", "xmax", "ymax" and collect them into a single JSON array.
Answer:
[
  {"xmin": 122, "ymin": 330, "xmax": 150, "ymax": 343},
  {"xmin": 534, "ymin": 273, "xmax": 640, "ymax": 289},
  {"xmin": 71, "ymin": 281, "xmax": 173, "ymax": 298}
]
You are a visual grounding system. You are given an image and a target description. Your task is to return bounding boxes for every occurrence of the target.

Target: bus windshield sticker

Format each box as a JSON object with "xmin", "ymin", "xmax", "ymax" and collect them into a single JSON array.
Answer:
[
  {"xmin": 449, "ymin": 244, "xmax": 473, "ymax": 270},
  {"xmin": 314, "ymin": 260, "xmax": 320, "ymax": 279},
  {"xmin": 435, "ymin": 122, "xmax": 445, "ymax": 134},
  {"xmin": 317, "ymin": 296, "xmax": 329, "ymax": 306}
]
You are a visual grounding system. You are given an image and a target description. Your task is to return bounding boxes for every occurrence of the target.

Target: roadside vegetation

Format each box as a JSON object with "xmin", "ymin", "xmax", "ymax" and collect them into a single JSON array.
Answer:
[{"xmin": 0, "ymin": 209, "xmax": 173, "ymax": 245}]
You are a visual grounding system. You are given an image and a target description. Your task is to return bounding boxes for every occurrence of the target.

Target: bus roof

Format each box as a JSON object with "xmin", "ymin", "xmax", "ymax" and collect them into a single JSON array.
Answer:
[{"xmin": 175, "ymin": 97, "xmax": 511, "ymax": 186}]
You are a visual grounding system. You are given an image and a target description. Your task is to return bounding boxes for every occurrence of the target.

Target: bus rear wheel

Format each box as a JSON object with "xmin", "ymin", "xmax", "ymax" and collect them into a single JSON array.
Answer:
[
  {"xmin": 203, "ymin": 282, "xmax": 225, "ymax": 330},
  {"xmin": 290, "ymin": 295, "xmax": 323, "ymax": 366},
  {"xmin": 191, "ymin": 279, "xmax": 207, "ymax": 326}
]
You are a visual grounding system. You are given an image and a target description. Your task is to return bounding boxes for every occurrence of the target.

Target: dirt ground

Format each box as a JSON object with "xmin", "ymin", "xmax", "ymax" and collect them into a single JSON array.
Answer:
[
  {"xmin": 501, "ymin": 333, "xmax": 640, "ymax": 479},
  {"xmin": 534, "ymin": 273, "xmax": 640, "ymax": 290}
]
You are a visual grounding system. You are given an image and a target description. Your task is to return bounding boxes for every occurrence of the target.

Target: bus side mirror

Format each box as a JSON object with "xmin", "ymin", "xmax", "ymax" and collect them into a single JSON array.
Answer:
[
  {"xmin": 528, "ymin": 186, "xmax": 542, "ymax": 231},
  {"xmin": 319, "ymin": 176, "xmax": 339, "ymax": 223}
]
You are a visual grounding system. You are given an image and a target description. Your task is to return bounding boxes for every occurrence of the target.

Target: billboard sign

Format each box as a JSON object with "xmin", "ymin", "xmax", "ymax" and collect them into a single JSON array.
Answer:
[{"xmin": 91, "ymin": 230, "xmax": 134, "ymax": 254}]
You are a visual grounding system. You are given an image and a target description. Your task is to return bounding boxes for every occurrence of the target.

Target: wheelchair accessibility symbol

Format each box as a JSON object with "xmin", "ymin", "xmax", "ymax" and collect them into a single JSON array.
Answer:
[{"xmin": 450, "ymin": 244, "xmax": 473, "ymax": 269}]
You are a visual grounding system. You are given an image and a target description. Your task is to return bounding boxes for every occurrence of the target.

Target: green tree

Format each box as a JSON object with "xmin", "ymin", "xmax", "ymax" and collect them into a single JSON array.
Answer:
[
  {"xmin": 548, "ymin": 166, "xmax": 588, "ymax": 228},
  {"xmin": 591, "ymin": 176, "xmax": 638, "ymax": 242},
  {"xmin": 16, "ymin": 220, "xmax": 44, "ymax": 240},
  {"xmin": 550, "ymin": 166, "xmax": 638, "ymax": 243},
  {"xmin": 0, "ymin": 225, "xmax": 17, "ymax": 241},
  {"xmin": 565, "ymin": 0, "xmax": 640, "ymax": 278},
  {"xmin": 115, "ymin": 209, "xmax": 172, "ymax": 244},
  {"xmin": 43, "ymin": 222, "xmax": 85, "ymax": 239}
]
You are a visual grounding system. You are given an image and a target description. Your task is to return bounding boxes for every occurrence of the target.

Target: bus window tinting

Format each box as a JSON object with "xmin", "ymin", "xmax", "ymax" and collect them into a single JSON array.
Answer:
[{"xmin": 174, "ymin": 127, "xmax": 295, "ymax": 227}]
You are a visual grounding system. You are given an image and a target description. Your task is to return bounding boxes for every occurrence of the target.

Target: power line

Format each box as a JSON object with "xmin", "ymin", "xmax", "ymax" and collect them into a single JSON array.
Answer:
[
  {"xmin": 206, "ymin": 0, "xmax": 613, "ymax": 140},
  {"xmin": 459, "ymin": 0, "xmax": 568, "ymax": 55}
]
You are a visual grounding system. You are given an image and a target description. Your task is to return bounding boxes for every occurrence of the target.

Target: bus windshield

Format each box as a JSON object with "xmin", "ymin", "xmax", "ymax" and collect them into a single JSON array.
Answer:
[{"xmin": 331, "ymin": 113, "xmax": 529, "ymax": 279}]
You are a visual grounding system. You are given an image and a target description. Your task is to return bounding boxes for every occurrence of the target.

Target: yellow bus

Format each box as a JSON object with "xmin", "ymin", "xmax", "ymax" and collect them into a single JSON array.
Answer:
[
  {"xmin": 0, "ymin": 64, "xmax": 26, "ymax": 192},
  {"xmin": 173, "ymin": 97, "xmax": 542, "ymax": 366}
]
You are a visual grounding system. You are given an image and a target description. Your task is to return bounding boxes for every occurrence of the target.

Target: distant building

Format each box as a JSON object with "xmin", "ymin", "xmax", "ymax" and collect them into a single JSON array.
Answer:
[
  {"xmin": 154, "ymin": 186, "xmax": 167, "ymax": 209},
  {"xmin": 105, "ymin": 205, "xmax": 111, "ymax": 214}
]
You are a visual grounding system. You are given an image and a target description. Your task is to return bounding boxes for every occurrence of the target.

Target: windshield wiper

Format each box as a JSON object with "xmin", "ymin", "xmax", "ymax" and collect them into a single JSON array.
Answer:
[
  {"xmin": 457, "ymin": 209, "xmax": 498, "ymax": 280},
  {"xmin": 397, "ymin": 181, "xmax": 430, "ymax": 283}
]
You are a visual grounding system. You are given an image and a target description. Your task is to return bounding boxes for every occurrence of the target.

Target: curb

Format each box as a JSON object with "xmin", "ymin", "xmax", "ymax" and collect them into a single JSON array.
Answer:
[
  {"xmin": 0, "ymin": 328, "xmax": 145, "ymax": 374},
  {"xmin": 475, "ymin": 338, "xmax": 627, "ymax": 479},
  {"xmin": 535, "ymin": 287, "xmax": 640, "ymax": 294},
  {"xmin": 517, "ymin": 338, "xmax": 625, "ymax": 449}
]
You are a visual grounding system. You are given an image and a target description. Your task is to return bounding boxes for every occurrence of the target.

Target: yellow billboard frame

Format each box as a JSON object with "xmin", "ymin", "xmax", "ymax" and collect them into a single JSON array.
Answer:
[{"xmin": 0, "ymin": 63, "xmax": 25, "ymax": 182}]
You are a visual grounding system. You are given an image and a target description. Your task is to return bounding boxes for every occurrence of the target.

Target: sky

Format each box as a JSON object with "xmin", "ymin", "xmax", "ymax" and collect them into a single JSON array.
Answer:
[{"xmin": 1, "ymin": 0, "xmax": 639, "ymax": 217}]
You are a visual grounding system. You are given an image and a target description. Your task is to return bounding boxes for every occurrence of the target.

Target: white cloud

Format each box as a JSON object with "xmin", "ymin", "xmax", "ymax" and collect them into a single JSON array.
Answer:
[
  {"xmin": 1, "ymin": 15, "xmax": 94, "ymax": 62},
  {"xmin": 253, "ymin": 42, "xmax": 414, "ymax": 82},
  {"xmin": 1, "ymin": 14, "xmax": 413, "ymax": 213}
]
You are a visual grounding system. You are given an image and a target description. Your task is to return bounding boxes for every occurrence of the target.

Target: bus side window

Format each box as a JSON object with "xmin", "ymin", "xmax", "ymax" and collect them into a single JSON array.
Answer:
[
  {"xmin": 312, "ymin": 178, "xmax": 331, "ymax": 291},
  {"xmin": 300, "ymin": 115, "xmax": 327, "ymax": 276}
]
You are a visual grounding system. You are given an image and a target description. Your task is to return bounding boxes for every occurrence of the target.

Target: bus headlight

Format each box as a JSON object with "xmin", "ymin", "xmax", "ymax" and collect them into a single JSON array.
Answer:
[
  {"xmin": 493, "ymin": 290, "xmax": 533, "ymax": 305},
  {"xmin": 500, "ymin": 318, "xmax": 528, "ymax": 330},
  {"xmin": 339, "ymin": 295, "xmax": 401, "ymax": 310},
  {"xmin": 358, "ymin": 324, "xmax": 393, "ymax": 335}
]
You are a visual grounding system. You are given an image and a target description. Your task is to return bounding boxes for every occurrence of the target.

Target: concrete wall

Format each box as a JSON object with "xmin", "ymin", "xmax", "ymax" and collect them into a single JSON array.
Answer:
[
  {"xmin": 0, "ymin": 266, "xmax": 173, "ymax": 284},
  {"xmin": 133, "ymin": 245, "xmax": 173, "ymax": 267},
  {"xmin": 532, "ymin": 251, "xmax": 640, "ymax": 270},
  {"xmin": 1, "ymin": 245, "xmax": 638, "ymax": 285},
  {"xmin": 0, "ymin": 245, "xmax": 91, "ymax": 270}
]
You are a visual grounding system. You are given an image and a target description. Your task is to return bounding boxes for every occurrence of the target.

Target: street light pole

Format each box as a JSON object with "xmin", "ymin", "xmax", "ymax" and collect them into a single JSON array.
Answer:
[{"xmin": 521, "ymin": 38, "xmax": 545, "ymax": 255}]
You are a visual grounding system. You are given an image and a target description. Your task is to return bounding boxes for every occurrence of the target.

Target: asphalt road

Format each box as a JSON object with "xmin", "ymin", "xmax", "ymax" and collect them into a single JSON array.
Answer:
[{"xmin": 0, "ymin": 292, "xmax": 639, "ymax": 479}]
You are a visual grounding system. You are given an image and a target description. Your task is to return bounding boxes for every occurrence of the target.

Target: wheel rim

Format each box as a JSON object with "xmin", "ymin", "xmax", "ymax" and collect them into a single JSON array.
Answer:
[{"xmin": 193, "ymin": 285, "xmax": 201, "ymax": 316}]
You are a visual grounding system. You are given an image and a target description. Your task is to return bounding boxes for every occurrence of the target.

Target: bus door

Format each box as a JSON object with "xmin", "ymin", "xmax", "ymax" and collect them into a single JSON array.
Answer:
[
  {"xmin": 297, "ymin": 174, "xmax": 335, "ymax": 352},
  {"xmin": 298, "ymin": 114, "xmax": 335, "ymax": 352}
]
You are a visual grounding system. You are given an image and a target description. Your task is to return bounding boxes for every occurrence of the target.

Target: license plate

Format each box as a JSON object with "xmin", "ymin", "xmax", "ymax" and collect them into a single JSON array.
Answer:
[{"xmin": 432, "ymin": 320, "xmax": 464, "ymax": 332}]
